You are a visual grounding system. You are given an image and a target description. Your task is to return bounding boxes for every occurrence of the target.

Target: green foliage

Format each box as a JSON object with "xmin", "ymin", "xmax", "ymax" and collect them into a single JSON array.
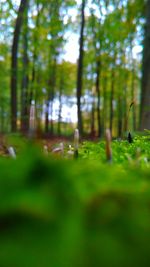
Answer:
[
  {"xmin": 1, "ymin": 136, "xmax": 150, "ymax": 266},
  {"xmin": 0, "ymin": 0, "xmax": 144, "ymax": 135},
  {"xmin": 80, "ymin": 135, "xmax": 150, "ymax": 165}
]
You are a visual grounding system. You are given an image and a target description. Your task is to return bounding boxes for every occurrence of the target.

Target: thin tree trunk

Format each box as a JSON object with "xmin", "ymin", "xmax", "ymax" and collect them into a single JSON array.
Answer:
[
  {"xmin": 140, "ymin": 0, "xmax": 150, "ymax": 130},
  {"xmin": 95, "ymin": 59, "xmax": 101, "ymax": 137},
  {"xmin": 109, "ymin": 67, "xmax": 115, "ymax": 135},
  {"xmin": 57, "ymin": 72, "xmax": 63, "ymax": 136},
  {"xmin": 123, "ymin": 83, "xmax": 128, "ymax": 133},
  {"xmin": 91, "ymin": 94, "xmax": 96, "ymax": 137},
  {"xmin": 131, "ymin": 66, "xmax": 136, "ymax": 131},
  {"xmin": 129, "ymin": 37, "xmax": 137, "ymax": 131},
  {"xmin": 57, "ymin": 94, "xmax": 62, "ymax": 136},
  {"xmin": 21, "ymin": 4, "xmax": 29, "ymax": 133},
  {"xmin": 10, "ymin": 0, "xmax": 28, "ymax": 132},
  {"xmin": 29, "ymin": 1, "xmax": 40, "ymax": 104},
  {"xmin": 76, "ymin": 0, "xmax": 86, "ymax": 136},
  {"xmin": 45, "ymin": 101, "xmax": 49, "ymax": 134},
  {"xmin": 90, "ymin": 10, "xmax": 102, "ymax": 137},
  {"xmin": 118, "ymin": 94, "xmax": 122, "ymax": 138},
  {"xmin": 45, "ymin": 58, "xmax": 57, "ymax": 135},
  {"xmin": 50, "ymin": 100, "xmax": 54, "ymax": 134},
  {"xmin": 102, "ymin": 74, "xmax": 107, "ymax": 134}
]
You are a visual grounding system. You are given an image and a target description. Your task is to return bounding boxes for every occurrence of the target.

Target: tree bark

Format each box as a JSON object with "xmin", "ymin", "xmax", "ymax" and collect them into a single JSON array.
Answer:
[
  {"xmin": 76, "ymin": 0, "xmax": 86, "ymax": 136},
  {"xmin": 91, "ymin": 93, "xmax": 96, "ymax": 137},
  {"xmin": 10, "ymin": 0, "xmax": 28, "ymax": 132},
  {"xmin": 109, "ymin": 67, "xmax": 115, "ymax": 135},
  {"xmin": 118, "ymin": 94, "xmax": 122, "ymax": 138},
  {"xmin": 140, "ymin": 0, "xmax": 150, "ymax": 130},
  {"xmin": 57, "ymin": 71, "xmax": 64, "ymax": 136},
  {"xmin": 102, "ymin": 74, "xmax": 107, "ymax": 135},
  {"xmin": 131, "ymin": 66, "xmax": 137, "ymax": 131},
  {"xmin": 45, "ymin": 58, "xmax": 57, "ymax": 135},
  {"xmin": 95, "ymin": 59, "xmax": 101, "ymax": 137},
  {"xmin": 29, "ymin": 0, "xmax": 40, "ymax": 105},
  {"xmin": 90, "ymin": 8, "xmax": 103, "ymax": 138},
  {"xmin": 21, "ymin": 4, "xmax": 29, "ymax": 133}
]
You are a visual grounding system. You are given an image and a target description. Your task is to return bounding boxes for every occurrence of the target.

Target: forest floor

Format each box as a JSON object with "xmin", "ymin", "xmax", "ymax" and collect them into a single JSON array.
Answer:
[{"xmin": 0, "ymin": 132, "xmax": 150, "ymax": 267}]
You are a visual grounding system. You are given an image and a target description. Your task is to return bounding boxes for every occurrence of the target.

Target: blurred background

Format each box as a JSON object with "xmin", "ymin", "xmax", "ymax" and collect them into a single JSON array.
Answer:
[{"xmin": 0, "ymin": 0, "xmax": 147, "ymax": 138}]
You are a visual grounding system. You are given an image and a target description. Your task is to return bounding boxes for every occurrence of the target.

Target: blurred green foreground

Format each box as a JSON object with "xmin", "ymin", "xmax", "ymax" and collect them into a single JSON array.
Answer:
[{"xmin": 1, "ymin": 143, "xmax": 150, "ymax": 267}]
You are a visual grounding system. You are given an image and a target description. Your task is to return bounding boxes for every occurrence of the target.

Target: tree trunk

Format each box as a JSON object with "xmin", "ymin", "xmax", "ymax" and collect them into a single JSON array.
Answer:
[
  {"xmin": 131, "ymin": 66, "xmax": 137, "ymax": 131},
  {"xmin": 10, "ymin": 0, "xmax": 28, "ymax": 132},
  {"xmin": 129, "ymin": 37, "xmax": 137, "ymax": 131},
  {"xmin": 76, "ymin": 0, "xmax": 86, "ymax": 136},
  {"xmin": 45, "ymin": 101, "xmax": 49, "ymax": 134},
  {"xmin": 140, "ymin": 0, "xmax": 150, "ymax": 130},
  {"xmin": 109, "ymin": 67, "xmax": 115, "ymax": 135},
  {"xmin": 29, "ymin": 1, "xmax": 40, "ymax": 105},
  {"xmin": 21, "ymin": 4, "xmax": 29, "ymax": 133},
  {"xmin": 57, "ymin": 72, "xmax": 63, "ymax": 136},
  {"xmin": 123, "ymin": 82, "xmax": 128, "ymax": 133},
  {"xmin": 90, "ymin": 9, "xmax": 102, "ymax": 137},
  {"xmin": 45, "ymin": 58, "xmax": 57, "ymax": 135},
  {"xmin": 57, "ymin": 93, "xmax": 62, "ymax": 136},
  {"xmin": 90, "ymin": 94, "xmax": 96, "ymax": 137},
  {"xmin": 102, "ymin": 74, "xmax": 107, "ymax": 135},
  {"xmin": 95, "ymin": 59, "xmax": 101, "ymax": 138},
  {"xmin": 118, "ymin": 94, "xmax": 122, "ymax": 138}
]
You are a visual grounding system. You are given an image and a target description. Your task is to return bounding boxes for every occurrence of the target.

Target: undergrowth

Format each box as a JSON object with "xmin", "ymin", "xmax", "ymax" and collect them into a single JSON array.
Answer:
[{"xmin": 1, "ymin": 135, "xmax": 150, "ymax": 267}]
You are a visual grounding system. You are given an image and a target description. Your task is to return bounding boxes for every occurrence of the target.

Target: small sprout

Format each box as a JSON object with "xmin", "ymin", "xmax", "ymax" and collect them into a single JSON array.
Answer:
[
  {"xmin": 74, "ymin": 129, "xmax": 79, "ymax": 150},
  {"xmin": 7, "ymin": 146, "xmax": 16, "ymax": 159},
  {"xmin": 29, "ymin": 100, "xmax": 36, "ymax": 137},
  {"xmin": 69, "ymin": 144, "xmax": 72, "ymax": 150},
  {"xmin": 52, "ymin": 142, "xmax": 64, "ymax": 155},
  {"xmin": 67, "ymin": 145, "xmax": 74, "ymax": 156},
  {"xmin": 74, "ymin": 129, "xmax": 79, "ymax": 159},
  {"xmin": 105, "ymin": 129, "xmax": 112, "ymax": 162},
  {"xmin": 128, "ymin": 132, "xmax": 133, "ymax": 143},
  {"xmin": 43, "ymin": 145, "xmax": 49, "ymax": 155}
]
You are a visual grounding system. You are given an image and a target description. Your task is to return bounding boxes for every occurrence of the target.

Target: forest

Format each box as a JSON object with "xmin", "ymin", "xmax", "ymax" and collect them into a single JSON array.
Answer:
[
  {"xmin": 1, "ymin": 0, "xmax": 150, "ymax": 267},
  {"xmin": 0, "ymin": 0, "xmax": 148, "ymax": 137}
]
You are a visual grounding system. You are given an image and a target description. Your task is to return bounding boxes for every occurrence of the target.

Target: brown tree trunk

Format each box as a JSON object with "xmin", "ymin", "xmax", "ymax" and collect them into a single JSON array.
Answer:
[
  {"xmin": 123, "ymin": 82, "xmax": 128, "ymax": 133},
  {"xmin": 21, "ymin": 4, "xmax": 29, "ymax": 133},
  {"xmin": 131, "ymin": 67, "xmax": 137, "ymax": 131},
  {"xmin": 10, "ymin": 0, "xmax": 28, "ymax": 132},
  {"xmin": 95, "ymin": 59, "xmax": 101, "ymax": 137},
  {"xmin": 76, "ymin": 0, "xmax": 86, "ymax": 136},
  {"xmin": 109, "ymin": 67, "xmax": 115, "ymax": 135},
  {"xmin": 91, "ymin": 93, "xmax": 96, "ymax": 137},
  {"xmin": 102, "ymin": 74, "xmax": 107, "ymax": 134},
  {"xmin": 129, "ymin": 37, "xmax": 137, "ymax": 131},
  {"xmin": 90, "ymin": 10, "xmax": 102, "ymax": 137},
  {"xmin": 118, "ymin": 94, "xmax": 122, "ymax": 138},
  {"xmin": 45, "ymin": 58, "xmax": 57, "ymax": 135},
  {"xmin": 140, "ymin": 0, "xmax": 150, "ymax": 130},
  {"xmin": 29, "ymin": 1, "xmax": 40, "ymax": 105},
  {"xmin": 45, "ymin": 101, "xmax": 49, "ymax": 134},
  {"xmin": 57, "ymin": 71, "xmax": 64, "ymax": 136}
]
